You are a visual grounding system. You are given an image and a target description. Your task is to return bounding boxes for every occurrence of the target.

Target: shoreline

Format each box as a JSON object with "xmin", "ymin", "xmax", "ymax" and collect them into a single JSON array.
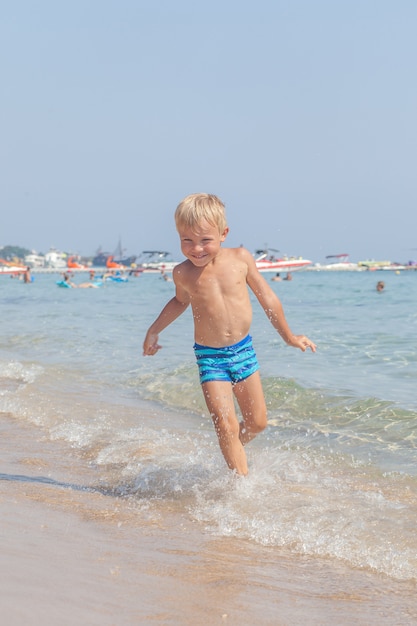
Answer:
[
  {"xmin": 1, "ymin": 414, "xmax": 417, "ymax": 625},
  {"xmin": 3, "ymin": 478, "xmax": 417, "ymax": 626},
  {"xmin": 2, "ymin": 264, "xmax": 417, "ymax": 276}
]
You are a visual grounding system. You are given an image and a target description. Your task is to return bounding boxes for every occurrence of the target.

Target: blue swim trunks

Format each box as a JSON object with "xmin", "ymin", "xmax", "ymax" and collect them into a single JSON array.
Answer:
[{"xmin": 193, "ymin": 334, "xmax": 259, "ymax": 384}]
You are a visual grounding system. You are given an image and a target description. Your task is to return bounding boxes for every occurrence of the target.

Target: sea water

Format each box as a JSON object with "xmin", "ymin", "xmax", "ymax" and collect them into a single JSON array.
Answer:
[{"xmin": 1, "ymin": 269, "xmax": 417, "ymax": 583}]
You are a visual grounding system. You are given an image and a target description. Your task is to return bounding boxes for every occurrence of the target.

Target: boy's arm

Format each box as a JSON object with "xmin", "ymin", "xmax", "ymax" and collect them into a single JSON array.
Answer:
[
  {"xmin": 245, "ymin": 251, "xmax": 316, "ymax": 353},
  {"xmin": 143, "ymin": 296, "xmax": 189, "ymax": 355},
  {"xmin": 143, "ymin": 269, "xmax": 191, "ymax": 356}
]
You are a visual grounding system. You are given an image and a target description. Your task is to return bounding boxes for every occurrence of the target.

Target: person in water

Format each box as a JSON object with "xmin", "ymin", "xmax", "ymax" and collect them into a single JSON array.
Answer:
[
  {"xmin": 62, "ymin": 273, "xmax": 98, "ymax": 288},
  {"xmin": 23, "ymin": 266, "xmax": 32, "ymax": 283},
  {"xmin": 143, "ymin": 193, "xmax": 316, "ymax": 475}
]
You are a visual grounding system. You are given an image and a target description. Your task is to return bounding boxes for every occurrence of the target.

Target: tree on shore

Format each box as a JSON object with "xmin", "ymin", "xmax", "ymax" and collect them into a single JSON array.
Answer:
[{"xmin": 0, "ymin": 245, "xmax": 32, "ymax": 262}]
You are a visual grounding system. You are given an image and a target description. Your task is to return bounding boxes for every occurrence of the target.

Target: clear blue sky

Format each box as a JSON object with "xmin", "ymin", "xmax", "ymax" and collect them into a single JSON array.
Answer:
[{"xmin": 2, "ymin": 1, "xmax": 416, "ymax": 263}]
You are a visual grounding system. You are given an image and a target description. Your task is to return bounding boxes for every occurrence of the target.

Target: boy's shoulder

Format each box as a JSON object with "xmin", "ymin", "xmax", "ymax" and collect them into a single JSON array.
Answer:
[
  {"xmin": 173, "ymin": 258, "xmax": 192, "ymax": 274},
  {"xmin": 214, "ymin": 247, "xmax": 254, "ymax": 268},
  {"xmin": 224, "ymin": 246, "xmax": 254, "ymax": 262},
  {"xmin": 219, "ymin": 245, "xmax": 248, "ymax": 254}
]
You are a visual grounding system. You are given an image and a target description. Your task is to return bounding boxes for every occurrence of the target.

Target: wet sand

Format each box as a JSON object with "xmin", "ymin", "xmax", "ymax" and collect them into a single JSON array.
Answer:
[{"xmin": 1, "ymin": 415, "xmax": 417, "ymax": 626}]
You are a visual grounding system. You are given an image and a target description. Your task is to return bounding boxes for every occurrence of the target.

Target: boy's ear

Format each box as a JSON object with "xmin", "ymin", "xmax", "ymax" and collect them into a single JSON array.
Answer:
[{"xmin": 220, "ymin": 227, "xmax": 229, "ymax": 242}]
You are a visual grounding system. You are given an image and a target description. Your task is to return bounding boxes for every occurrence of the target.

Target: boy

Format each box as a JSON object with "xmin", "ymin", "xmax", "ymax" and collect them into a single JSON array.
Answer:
[{"xmin": 143, "ymin": 194, "xmax": 316, "ymax": 475}]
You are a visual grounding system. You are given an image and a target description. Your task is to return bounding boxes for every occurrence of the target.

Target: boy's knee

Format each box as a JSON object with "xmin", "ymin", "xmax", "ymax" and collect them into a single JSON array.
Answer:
[
  {"xmin": 239, "ymin": 409, "xmax": 267, "ymax": 446},
  {"xmin": 212, "ymin": 414, "xmax": 240, "ymax": 439},
  {"xmin": 254, "ymin": 417, "xmax": 267, "ymax": 434},
  {"xmin": 252, "ymin": 408, "xmax": 268, "ymax": 434}
]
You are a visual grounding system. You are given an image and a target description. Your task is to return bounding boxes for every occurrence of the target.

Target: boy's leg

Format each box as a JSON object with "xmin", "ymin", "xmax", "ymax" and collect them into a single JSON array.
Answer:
[
  {"xmin": 233, "ymin": 371, "xmax": 267, "ymax": 445},
  {"xmin": 202, "ymin": 380, "xmax": 248, "ymax": 475}
]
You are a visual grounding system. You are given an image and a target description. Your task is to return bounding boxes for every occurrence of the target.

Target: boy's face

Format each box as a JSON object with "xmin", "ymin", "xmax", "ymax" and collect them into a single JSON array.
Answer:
[{"xmin": 178, "ymin": 219, "xmax": 229, "ymax": 267}]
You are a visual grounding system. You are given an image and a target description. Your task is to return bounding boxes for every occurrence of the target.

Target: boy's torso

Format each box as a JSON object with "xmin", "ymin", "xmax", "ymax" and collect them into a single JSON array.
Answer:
[{"xmin": 177, "ymin": 248, "xmax": 253, "ymax": 347}]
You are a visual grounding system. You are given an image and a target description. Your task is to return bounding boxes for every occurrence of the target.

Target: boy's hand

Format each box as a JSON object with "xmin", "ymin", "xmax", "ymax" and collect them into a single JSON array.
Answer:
[
  {"xmin": 143, "ymin": 331, "xmax": 162, "ymax": 356},
  {"xmin": 289, "ymin": 334, "xmax": 316, "ymax": 353}
]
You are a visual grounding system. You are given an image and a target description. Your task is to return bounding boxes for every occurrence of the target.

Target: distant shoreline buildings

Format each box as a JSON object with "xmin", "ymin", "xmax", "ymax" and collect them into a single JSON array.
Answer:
[{"xmin": 1, "ymin": 244, "xmax": 416, "ymax": 273}]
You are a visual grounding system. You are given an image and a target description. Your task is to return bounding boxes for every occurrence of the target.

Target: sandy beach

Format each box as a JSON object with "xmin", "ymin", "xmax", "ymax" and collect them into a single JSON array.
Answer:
[{"xmin": 1, "ymin": 413, "xmax": 417, "ymax": 626}]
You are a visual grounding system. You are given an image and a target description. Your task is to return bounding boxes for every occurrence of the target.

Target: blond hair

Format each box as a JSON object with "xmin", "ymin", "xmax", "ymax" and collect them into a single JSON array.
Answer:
[{"xmin": 175, "ymin": 193, "xmax": 227, "ymax": 233}]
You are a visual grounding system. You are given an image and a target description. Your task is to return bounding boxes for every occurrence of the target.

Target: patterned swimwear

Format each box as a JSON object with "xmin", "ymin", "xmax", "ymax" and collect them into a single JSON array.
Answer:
[{"xmin": 194, "ymin": 334, "xmax": 259, "ymax": 384}]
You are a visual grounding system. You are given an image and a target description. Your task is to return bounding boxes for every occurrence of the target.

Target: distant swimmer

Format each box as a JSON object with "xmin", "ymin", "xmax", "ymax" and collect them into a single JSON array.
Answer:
[
  {"xmin": 376, "ymin": 281, "xmax": 385, "ymax": 292},
  {"xmin": 62, "ymin": 273, "xmax": 77, "ymax": 287},
  {"xmin": 57, "ymin": 273, "xmax": 100, "ymax": 288},
  {"xmin": 78, "ymin": 282, "xmax": 100, "ymax": 288},
  {"xmin": 23, "ymin": 266, "xmax": 32, "ymax": 283},
  {"xmin": 160, "ymin": 269, "xmax": 172, "ymax": 282}
]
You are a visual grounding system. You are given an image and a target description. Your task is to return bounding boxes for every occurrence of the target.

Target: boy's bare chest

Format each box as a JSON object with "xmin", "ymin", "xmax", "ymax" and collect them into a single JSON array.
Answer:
[{"xmin": 186, "ymin": 265, "xmax": 246, "ymax": 300}]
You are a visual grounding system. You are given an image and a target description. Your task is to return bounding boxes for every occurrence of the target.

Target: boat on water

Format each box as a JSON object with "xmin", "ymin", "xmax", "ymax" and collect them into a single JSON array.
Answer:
[
  {"xmin": 358, "ymin": 260, "xmax": 410, "ymax": 271},
  {"xmin": 314, "ymin": 254, "xmax": 360, "ymax": 271},
  {"xmin": 92, "ymin": 251, "xmax": 137, "ymax": 268},
  {"xmin": 105, "ymin": 255, "xmax": 126, "ymax": 270},
  {"xmin": 92, "ymin": 240, "xmax": 136, "ymax": 268},
  {"xmin": 67, "ymin": 255, "xmax": 87, "ymax": 270},
  {"xmin": 254, "ymin": 248, "xmax": 312, "ymax": 273},
  {"xmin": 136, "ymin": 251, "xmax": 179, "ymax": 273},
  {"xmin": 0, "ymin": 259, "xmax": 27, "ymax": 274}
]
